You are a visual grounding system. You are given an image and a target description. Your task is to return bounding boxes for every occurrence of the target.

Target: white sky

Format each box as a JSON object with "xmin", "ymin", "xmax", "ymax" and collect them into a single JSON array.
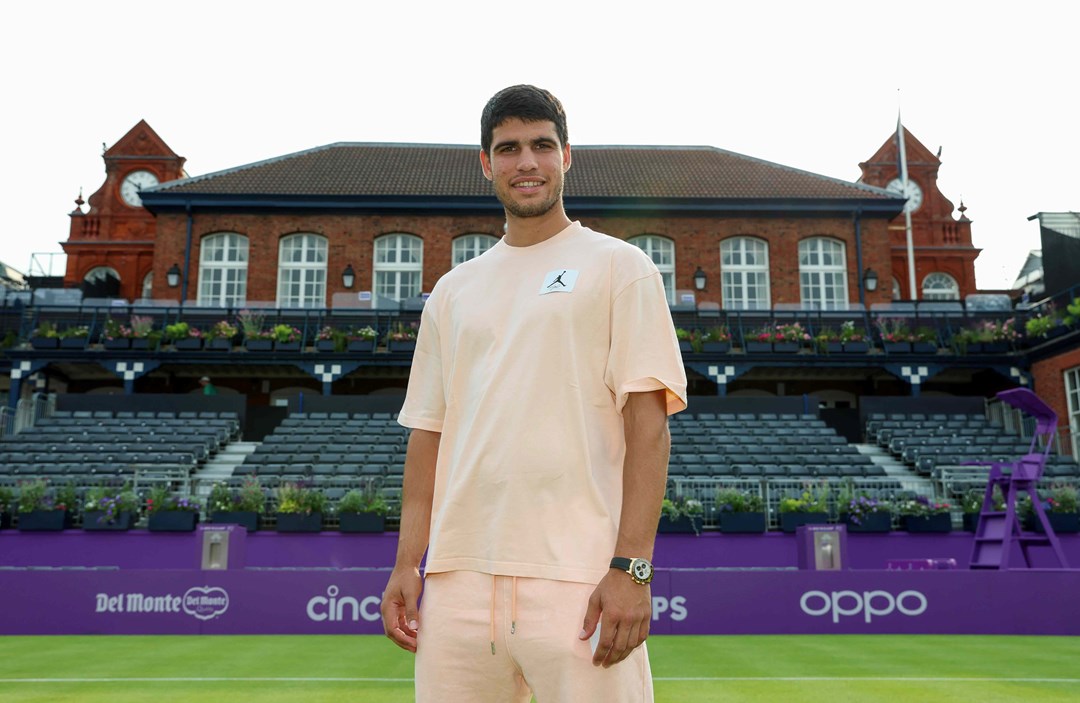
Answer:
[{"xmin": 2, "ymin": 1, "xmax": 1076, "ymax": 290}]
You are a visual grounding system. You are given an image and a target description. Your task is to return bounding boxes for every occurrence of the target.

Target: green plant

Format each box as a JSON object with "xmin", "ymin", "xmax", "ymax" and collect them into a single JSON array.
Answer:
[
  {"xmin": 350, "ymin": 326, "xmax": 378, "ymax": 341},
  {"xmin": 164, "ymin": 322, "xmax": 201, "ymax": 341},
  {"xmin": 60, "ymin": 325, "xmax": 90, "ymax": 339},
  {"xmin": 675, "ymin": 328, "xmax": 693, "ymax": 342},
  {"xmin": 715, "ymin": 487, "xmax": 763, "ymax": 513},
  {"xmin": 270, "ymin": 324, "xmax": 301, "ymax": 343},
  {"xmin": 84, "ymin": 483, "xmax": 139, "ymax": 524},
  {"xmin": 0, "ymin": 485, "xmax": 14, "ymax": 512},
  {"xmin": 237, "ymin": 310, "xmax": 267, "ymax": 339},
  {"xmin": 129, "ymin": 315, "xmax": 155, "ymax": 338},
  {"xmin": 147, "ymin": 485, "xmax": 200, "ymax": 514},
  {"xmin": 236, "ymin": 477, "xmax": 266, "ymax": 513},
  {"xmin": 275, "ymin": 481, "xmax": 327, "ymax": 515},
  {"xmin": 17, "ymin": 479, "xmax": 51, "ymax": 512},
  {"xmin": 840, "ymin": 493, "xmax": 890, "ymax": 526},
  {"xmin": 387, "ymin": 322, "xmax": 418, "ymax": 343},
  {"xmin": 31, "ymin": 321, "xmax": 60, "ymax": 338},
  {"xmin": 102, "ymin": 317, "xmax": 132, "ymax": 340},
  {"xmin": 207, "ymin": 320, "xmax": 239, "ymax": 340},
  {"xmin": 1, "ymin": 330, "xmax": 16, "ymax": 349},
  {"xmin": 875, "ymin": 317, "xmax": 913, "ymax": 343},
  {"xmin": 661, "ymin": 496, "xmax": 703, "ymax": 519},
  {"xmin": 1025, "ymin": 314, "xmax": 1058, "ymax": 338},
  {"xmin": 778, "ymin": 484, "xmax": 829, "ymax": 513},
  {"xmin": 1046, "ymin": 485, "xmax": 1079, "ymax": 514},
  {"xmin": 337, "ymin": 486, "xmax": 389, "ymax": 516},
  {"xmin": 1064, "ymin": 297, "xmax": 1080, "ymax": 327},
  {"xmin": 960, "ymin": 486, "xmax": 1005, "ymax": 514},
  {"xmin": 895, "ymin": 495, "xmax": 951, "ymax": 517}
]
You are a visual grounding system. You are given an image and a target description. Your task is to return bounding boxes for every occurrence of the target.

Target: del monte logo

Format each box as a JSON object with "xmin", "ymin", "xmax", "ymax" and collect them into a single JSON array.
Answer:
[{"xmin": 182, "ymin": 586, "xmax": 230, "ymax": 621}]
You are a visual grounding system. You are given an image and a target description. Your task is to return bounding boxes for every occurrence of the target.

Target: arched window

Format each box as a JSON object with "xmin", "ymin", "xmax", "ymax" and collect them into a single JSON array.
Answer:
[
  {"xmin": 141, "ymin": 271, "xmax": 153, "ymax": 301},
  {"xmin": 277, "ymin": 233, "xmax": 328, "ymax": 308},
  {"xmin": 798, "ymin": 238, "xmax": 848, "ymax": 309},
  {"xmin": 198, "ymin": 232, "xmax": 248, "ymax": 307},
  {"xmin": 922, "ymin": 272, "xmax": 960, "ymax": 301},
  {"xmin": 452, "ymin": 234, "xmax": 498, "ymax": 267},
  {"xmin": 82, "ymin": 266, "xmax": 121, "ymax": 298},
  {"xmin": 892, "ymin": 277, "xmax": 902, "ymax": 301},
  {"xmin": 720, "ymin": 237, "xmax": 770, "ymax": 309},
  {"xmin": 628, "ymin": 235, "xmax": 675, "ymax": 304},
  {"xmin": 374, "ymin": 233, "xmax": 423, "ymax": 308}
]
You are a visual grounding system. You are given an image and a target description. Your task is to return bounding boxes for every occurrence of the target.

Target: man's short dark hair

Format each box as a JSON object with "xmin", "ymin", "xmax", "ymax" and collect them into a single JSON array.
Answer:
[{"xmin": 480, "ymin": 85, "xmax": 568, "ymax": 154}]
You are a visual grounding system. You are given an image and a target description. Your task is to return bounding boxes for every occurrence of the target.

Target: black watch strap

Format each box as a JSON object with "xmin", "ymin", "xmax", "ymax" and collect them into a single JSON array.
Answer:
[{"xmin": 610, "ymin": 557, "xmax": 633, "ymax": 572}]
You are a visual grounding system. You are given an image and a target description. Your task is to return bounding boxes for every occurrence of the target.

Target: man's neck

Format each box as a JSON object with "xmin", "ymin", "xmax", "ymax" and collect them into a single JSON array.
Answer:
[{"xmin": 503, "ymin": 207, "xmax": 573, "ymax": 248}]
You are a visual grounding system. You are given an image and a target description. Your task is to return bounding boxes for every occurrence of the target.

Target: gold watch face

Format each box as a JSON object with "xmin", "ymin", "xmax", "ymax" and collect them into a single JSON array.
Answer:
[{"xmin": 630, "ymin": 558, "xmax": 654, "ymax": 584}]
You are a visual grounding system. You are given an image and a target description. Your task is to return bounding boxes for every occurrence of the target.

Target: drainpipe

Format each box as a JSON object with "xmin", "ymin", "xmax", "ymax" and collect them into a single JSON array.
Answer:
[
  {"xmin": 854, "ymin": 208, "xmax": 865, "ymax": 307},
  {"xmin": 181, "ymin": 203, "xmax": 193, "ymax": 305}
]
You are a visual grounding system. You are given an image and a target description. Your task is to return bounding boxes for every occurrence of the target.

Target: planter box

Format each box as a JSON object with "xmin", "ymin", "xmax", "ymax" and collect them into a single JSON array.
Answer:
[
  {"xmin": 657, "ymin": 515, "xmax": 703, "ymax": 534},
  {"xmin": 339, "ymin": 512, "xmax": 386, "ymax": 533},
  {"xmin": 913, "ymin": 342, "xmax": 938, "ymax": 354},
  {"xmin": 701, "ymin": 341, "xmax": 731, "ymax": 353},
  {"xmin": 276, "ymin": 512, "xmax": 323, "ymax": 533},
  {"xmin": 315, "ymin": 339, "xmax": 338, "ymax": 352},
  {"xmin": 744, "ymin": 341, "xmax": 772, "ymax": 353},
  {"xmin": 388, "ymin": 340, "xmax": 416, "ymax": 353},
  {"xmin": 244, "ymin": 339, "xmax": 274, "ymax": 352},
  {"xmin": 18, "ymin": 510, "xmax": 73, "ymax": 531},
  {"xmin": 130, "ymin": 338, "xmax": 158, "ymax": 351},
  {"xmin": 841, "ymin": 511, "xmax": 893, "ymax": 533},
  {"xmin": 772, "ymin": 342, "xmax": 799, "ymax": 353},
  {"xmin": 1032, "ymin": 512, "xmax": 1080, "ymax": 534},
  {"xmin": 274, "ymin": 341, "xmax": 302, "ymax": 352},
  {"xmin": 205, "ymin": 338, "xmax": 233, "ymax": 351},
  {"xmin": 982, "ymin": 341, "xmax": 1009, "ymax": 354},
  {"xmin": 148, "ymin": 511, "xmax": 200, "ymax": 532},
  {"xmin": 678, "ymin": 340, "xmax": 693, "ymax": 353},
  {"xmin": 211, "ymin": 511, "xmax": 261, "ymax": 532},
  {"xmin": 962, "ymin": 513, "xmax": 980, "ymax": 532},
  {"xmin": 29, "ymin": 336, "xmax": 60, "ymax": 350},
  {"xmin": 883, "ymin": 342, "xmax": 912, "ymax": 353},
  {"xmin": 347, "ymin": 339, "xmax": 377, "ymax": 353},
  {"xmin": 102, "ymin": 338, "xmax": 131, "ymax": 350},
  {"xmin": 82, "ymin": 510, "xmax": 135, "ymax": 531},
  {"xmin": 903, "ymin": 514, "xmax": 953, "ymax": 533},
  {"xmin": 842, "ymin": 341, "xmax": 870, "ymax": 353},
  {"xmin": 719, "ymin": 512, "xmax": 766, "ymax": 533},
  {"xmin": 172, "ymin": 338, "xmax": 203, "ymax": 351},
  {"xmin": 0, "ymin": 512, "xmax": 10, "ymax": 530},
  {"xmin": 60, "ymin": 337, "xmax": 89, "ymax": 350},
  {"xmin": 779, "ymin": 512, "xmax": 829, "ymax": 534},
  {"xmin": 821, "ymin": 342, "xmax": 843, "ymax": 354}
]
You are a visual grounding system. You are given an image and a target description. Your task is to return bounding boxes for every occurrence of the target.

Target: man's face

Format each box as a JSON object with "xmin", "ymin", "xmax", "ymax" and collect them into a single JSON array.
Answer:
[{"xmin": 480, "ymin": 118, "xmax": 571, "ymax": 219}]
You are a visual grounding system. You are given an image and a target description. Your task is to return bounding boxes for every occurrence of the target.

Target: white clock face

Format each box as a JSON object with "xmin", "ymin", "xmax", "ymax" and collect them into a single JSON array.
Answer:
[
  {"xmin": 885, "ymin": 177, "xmax": 923, "ymax": 214},
  {"xmin": 120, "ymin": 170, "xmax": 160, "ymax": 208},
  {"xmin": 632, "ymin": 560, "xmax": 653, "ymax": 581}
]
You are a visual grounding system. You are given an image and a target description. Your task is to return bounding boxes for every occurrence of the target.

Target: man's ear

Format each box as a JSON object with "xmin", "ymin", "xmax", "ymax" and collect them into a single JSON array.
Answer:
[
  {"xmin": 562, "ymin": 143, "xmax": 572, "ymax": 173},
  {"xmin": 479, "ymin": 149, "xmax": 493, "ymax": 181}
]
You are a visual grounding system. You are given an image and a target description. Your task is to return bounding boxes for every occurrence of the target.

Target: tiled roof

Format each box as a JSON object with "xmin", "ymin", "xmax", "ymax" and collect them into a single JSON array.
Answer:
[{"xmin": 152, "ymin": 143, "xmax": 896, "ymax": 202}]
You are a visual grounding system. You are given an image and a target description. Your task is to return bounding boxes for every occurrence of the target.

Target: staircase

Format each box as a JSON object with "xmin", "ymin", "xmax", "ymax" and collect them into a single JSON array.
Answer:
[
  {"xmin": 192, "ymin": 441, "xmax": 258, "ymax": 498},
  {"xmin": 856, "ymin": 443, "xmax": 928, "ymax": 481}
]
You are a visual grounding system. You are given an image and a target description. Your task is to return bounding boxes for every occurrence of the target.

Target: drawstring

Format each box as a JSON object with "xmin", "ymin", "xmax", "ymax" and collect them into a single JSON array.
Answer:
[{"xmin": 490, "ymin": 575, "xmax": 520, "ymax": 655}]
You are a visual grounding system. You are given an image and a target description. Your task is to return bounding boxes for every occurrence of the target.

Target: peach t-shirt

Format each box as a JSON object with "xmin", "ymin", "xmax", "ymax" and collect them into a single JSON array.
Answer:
[{"xmin": 398, "ymin": 222, "xmax": 687, "ymax": 584}]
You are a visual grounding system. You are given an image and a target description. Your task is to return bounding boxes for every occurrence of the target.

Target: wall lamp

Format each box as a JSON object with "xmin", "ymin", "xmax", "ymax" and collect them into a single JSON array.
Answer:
[
  {"xmin": 166, "ymin": 263, "xmax": 181, "ymax": 288},
  {"xmin": 342, "ymin": 264, "xmax": 356, "ymax": 289},
  {"xmin": 863, "ymin": 268, "xmax": 879, "ymax": 293},
  {"xmin": 693, "ymin": 267, "xmax": 707, "ymax": 291}
]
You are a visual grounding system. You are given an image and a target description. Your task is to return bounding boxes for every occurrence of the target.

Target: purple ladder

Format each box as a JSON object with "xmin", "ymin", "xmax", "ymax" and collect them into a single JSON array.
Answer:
[{"xmin": 968, "ymin": 388, "xmax": 1069, "ymax": 570}]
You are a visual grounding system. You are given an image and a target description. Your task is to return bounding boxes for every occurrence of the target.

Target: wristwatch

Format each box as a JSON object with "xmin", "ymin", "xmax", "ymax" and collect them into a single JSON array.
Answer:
[{"xmin": 610, "ymin": 557, "xmax": 654, "ymax": 585}]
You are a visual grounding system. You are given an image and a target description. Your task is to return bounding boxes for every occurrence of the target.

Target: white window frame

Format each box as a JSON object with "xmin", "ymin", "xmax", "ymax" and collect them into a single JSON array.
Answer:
[
  {"xmin": 720, "ymin": 237, "xmax": 770, "ymax": 310},
  {"xmin": 798, "ymin": 237, "xmax": 849, "ymax": 310},
  {"xmin": 1066, "ymin": 366, "xmax": 1080, "ymax": 460},
  {"xmin": 922, "ymin": 272, "xmax": 960, "ymax": 301},
  {"xmin": 452, "ymin": 233, "xmax": 498, "ymax": 268},
  {"xmin": 141, "ymin": 271, "xmax": 153, "ymax": 300},
  {"xmin": 892, "ymin": 277, "xmax": 902, "ymax": 301},
  {"xmin": 373, "ymin": 233, "xmax": 423, "ymax": 308},
  {"xmin": 198, "ymin": 232, "xmax": 249, "ymax": 307},
  {"xmin": 628, "ymin": 235, "xmax": 675, "ymax": 304},
  {"xmin": 277, "ymin": 233, "xmax": 328, "ymax": 308}
]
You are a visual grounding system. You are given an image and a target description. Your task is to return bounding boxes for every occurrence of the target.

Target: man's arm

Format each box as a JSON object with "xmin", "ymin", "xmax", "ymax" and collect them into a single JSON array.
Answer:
[
  {"xmin": 381, "ymin": 427, "xmax": 440, "ymax": 653},
  {"xmin": 579, "ymin": 388, "xmax": 670, "ymax": 667}
]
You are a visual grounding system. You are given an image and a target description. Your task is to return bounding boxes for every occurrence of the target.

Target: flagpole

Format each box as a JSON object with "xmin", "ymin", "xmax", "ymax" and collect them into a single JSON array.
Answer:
[{"xmin": 897, "ymin": 110, "xmax": 918, "ymax": 300}]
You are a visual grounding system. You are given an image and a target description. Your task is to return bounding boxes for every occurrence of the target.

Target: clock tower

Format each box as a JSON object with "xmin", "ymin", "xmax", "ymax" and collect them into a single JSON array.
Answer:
[
  {"xmin": 63, "ymin": 120, "xmax": 185, "ymax": 301},
  {"xmin": 859, "ymin": 126, "xmax": 979, "ymax": 300}
]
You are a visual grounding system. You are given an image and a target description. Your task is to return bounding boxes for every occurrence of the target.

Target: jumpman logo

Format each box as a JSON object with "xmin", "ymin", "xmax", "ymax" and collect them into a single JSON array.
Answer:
[{"xmin": 547, "ymin": 271, "xmax": 568, "ymax": 288}]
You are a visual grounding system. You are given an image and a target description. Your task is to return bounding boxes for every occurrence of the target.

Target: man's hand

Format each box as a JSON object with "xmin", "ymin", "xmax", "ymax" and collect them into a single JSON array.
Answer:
[
  {"xmin": 578, "ymin": 569, "xmax": 651, "ymax": 668},
  {"xmin": 381, "ymin": 565, "xmax": 423, "ymax": 653}
]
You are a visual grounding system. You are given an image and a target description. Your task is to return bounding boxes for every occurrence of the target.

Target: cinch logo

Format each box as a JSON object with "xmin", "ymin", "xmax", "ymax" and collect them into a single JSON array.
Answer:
[
  {"xmin": 800, "ymin": 589, "xmax": 927, "ymax": 624},
  {"xmin": 182, "ymin": 586, "xmax": 230, "ymax": 621},
  {"xmin": 652, "ymin": 596, "xmax": 688, "ymax": 622},
  {"xmin": 306, "ymin": 585, "xmax": 382, "ymax": 623}
]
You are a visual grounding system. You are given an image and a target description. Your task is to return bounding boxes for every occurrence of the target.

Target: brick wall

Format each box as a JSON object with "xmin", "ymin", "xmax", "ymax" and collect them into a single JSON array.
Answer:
[{"xmin": 1031, "ymin": 347, "xmax": 1080, "ymax": 456}]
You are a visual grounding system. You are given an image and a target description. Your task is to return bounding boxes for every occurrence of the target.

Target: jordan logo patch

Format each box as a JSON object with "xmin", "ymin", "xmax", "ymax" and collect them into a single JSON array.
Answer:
[{"xmin": 539, "ymin": 269, "xmax": 579, "ymax": 295}]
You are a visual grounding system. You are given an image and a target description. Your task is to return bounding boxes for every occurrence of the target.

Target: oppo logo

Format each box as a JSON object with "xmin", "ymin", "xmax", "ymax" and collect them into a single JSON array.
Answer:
[{"xmin": 800, "ymin": 590, "xmax": 927, "ymax": 623}]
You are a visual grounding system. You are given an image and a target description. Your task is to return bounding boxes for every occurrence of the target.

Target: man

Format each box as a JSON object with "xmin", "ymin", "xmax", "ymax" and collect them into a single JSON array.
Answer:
[
  {"xmin": 199, "ymin": 376, "xmax": 217, "ymax": 395},
  {"xmin": 381, "ymin": 84, "xmax": 687, "ymax": 702}
]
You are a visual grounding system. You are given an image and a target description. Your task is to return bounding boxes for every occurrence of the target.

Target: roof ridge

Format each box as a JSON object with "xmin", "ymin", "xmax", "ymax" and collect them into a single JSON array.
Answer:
[{"xmin": 151, "ymin": 142, "xmax": 341, "ymax": 193}]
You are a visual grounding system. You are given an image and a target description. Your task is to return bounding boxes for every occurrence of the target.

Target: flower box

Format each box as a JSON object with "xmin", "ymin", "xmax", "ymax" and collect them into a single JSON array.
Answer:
[
  {"xmin": 678, "ymin": 340, "xmax": 693, "ymax": 353},
  {"xmin": 276, "ymin": 512, "xmax": 323, "ymax": 533},
  {"xmin": 148, "ymin": 511, "xmax": 200, "ymax": 532},
  {"xmin": 315, "ymin": 340, "xmax": 337, "ymax": 352},
  {"xmin": 657, "ymin": 515, "xmax": 702, "ymax": 534},
  {"xmin": 744, "ymin": 341, "xmax": 772, "ymax": 353},
  {"xmin": 982, "ymin": 341, "xmax": 1009, "ymax": 354},
  {"xmin": 822, "ymin": 342, "xmax": 843, "ymax": 354},
  {"xmin": 102, "ymin": 338, "xmax": 131, "ymax": 350},
  {"xmin": 60, "ymin": 337, "xmax": 88, "ymax": 350},
  {"xmin": 17, "ymin": 510, "xmax": 73, "ymax": 531},
  {"xmin": 842, "ymin": 341, "xmax": 870, "ymax": 353},
  {"xmin": 1031, "ymin": 513, "xmax": 1080, "ymax": 534},
  {"xmin": 211, "ymin": 511, "xmax": 261, "ymax": 532},
  {"xmin": 963, "ymin": 342, "xmax": 984, "ymax": 354},
  {"xmin": 82, "ymin": 510, "xmax": 135, "ymax": 531},
  {"xmin": 29, "ymin": 337, "xmax": 60, "ymax": 350},
  {"xmin": 206, "ymin": 338, "xmax": 232, "ymax": 351},
  {"xmin": 347, "ymin": 339, "xmax": 377, "ymax": 353},
  {"xmin": 962, "ymin": 513, "xmax": 980, "ymax": 532},
  {"xmin": 718, "ymin": 512, "xmax": 766, "ymax": 533},
  {"xmin": 244, "ymin": 339, "xmax": 274, "ymax": 352},
  {"xmin": 173, "ymin": 338, "xmax": 203, "ymax": 351},
  {"xmin": 779, "ymin": 512, "xmax": 829, "ymax": 534},
  {"xmin": 913, "ymin": 342, "xmax": 938, "ymax": 354},
  {"xmin": 130, "ymin": 338, "xmax": 157, "ymax": 351},
  {"xmin": 772, "ymin": 342, "xmax": 799, "ymax": 353},
  {"xmin": 883, "ymin": 342, "xmax": 912, "ymax": 353},
  {"xmin": 701, "ymin": 342, "xmax": 731, "ymax": 353},
  {"xmin": 903, "ymin": 514, "xmax": 953, "ymax": 533},
  {"xmin": 339, "ymin": 512, "xmax": 386, "ymax": 533},
  {"xmin": 274, "ymin": 341, "xmax": 302, "ymax": 352},
  {"xmin": 840, "ymin": 511, "xmax": 893, "ymax": 533},
  {"xmin": 0, "ymin": 512, "xmax": 10, "ymax": 530},
  {"xmin": 388, "ymin": 340, "xmax": 416, "ymax": 353}
]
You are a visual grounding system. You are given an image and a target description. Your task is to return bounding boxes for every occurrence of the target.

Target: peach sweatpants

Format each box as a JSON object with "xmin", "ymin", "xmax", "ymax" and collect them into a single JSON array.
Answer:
[{"xmin": 416, "ymin": 570, "xmax": 654, "ymax": 703}]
